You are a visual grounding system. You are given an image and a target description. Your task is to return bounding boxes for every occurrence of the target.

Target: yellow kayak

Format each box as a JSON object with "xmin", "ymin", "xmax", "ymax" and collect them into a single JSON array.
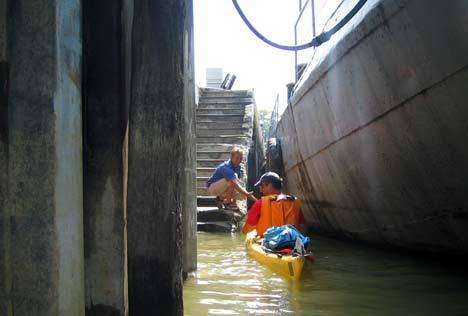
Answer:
[{"xmin": 245, "ymin": 231, "xmax": 305, "ymax": 281}]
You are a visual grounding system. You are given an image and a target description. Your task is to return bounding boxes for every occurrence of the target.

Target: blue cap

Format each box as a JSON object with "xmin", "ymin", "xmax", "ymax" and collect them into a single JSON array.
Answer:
[{"xmin": 254, "ymin": 172, "xmax": 283, "ymax": 186}]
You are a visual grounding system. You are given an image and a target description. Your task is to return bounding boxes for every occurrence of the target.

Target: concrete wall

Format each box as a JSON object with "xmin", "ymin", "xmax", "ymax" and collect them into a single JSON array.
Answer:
[
  {"xmin": 182, "ymin": 0, "xmax": 197, "ymax": 275},
  {"xmin": 82, "ymin": 1, "xmax": 126, "ymax": 315},
  {"xmin": 127, "ymin": 0, "xmax": 187, "ymax": 314},
  {"xmin": 0, "ymin": 0, "xmax": 195, "ymax": 314},
  {"xmin": 265, "ymin": 138, "xmax": 284, "ymax": 177},
  {"xmin": 5, "ymin": 0, "xmax": 85, "ymax": 315},
  {"xmin": 121, "ymin": 1, "xmax": 133, "ymax": 315},
  {"xmin": 247, "ymin": 103, "xmax": 265, "ymax": 193},
  {"xmin": 0, "ymin": 0, "xmax": 9, "ymax": 314},
  {"xmin": 83, "ymin": 0, "xmax": 194, "ymax": 312}
]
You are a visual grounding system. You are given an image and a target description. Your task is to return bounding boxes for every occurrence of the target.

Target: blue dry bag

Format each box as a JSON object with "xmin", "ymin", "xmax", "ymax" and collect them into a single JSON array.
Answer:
[{"xmin": 262, "ymin": 224, "xmax": 311, "ymax": 250}]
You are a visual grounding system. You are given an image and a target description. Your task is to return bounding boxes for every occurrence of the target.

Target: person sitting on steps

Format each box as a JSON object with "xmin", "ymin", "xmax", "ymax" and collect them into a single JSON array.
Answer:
[
  {"xmin": 242, "ymin": 172, "xmax": 305, "ymax": 236},
  {"xmin": 206, "ymin": 146, "xmax": 257, "ymax": 209}
]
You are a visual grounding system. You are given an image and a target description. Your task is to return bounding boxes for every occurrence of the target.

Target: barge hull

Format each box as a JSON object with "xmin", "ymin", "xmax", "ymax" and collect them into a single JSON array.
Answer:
[{"xmin": 277, "ymin": 0, "xmax": 468, "ymax": 254}]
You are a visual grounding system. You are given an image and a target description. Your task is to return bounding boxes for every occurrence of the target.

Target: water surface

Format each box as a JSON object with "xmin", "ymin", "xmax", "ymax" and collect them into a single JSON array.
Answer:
[{"xmin": 184, "ymin": 232, "xmax": 468, "ymax": 315}]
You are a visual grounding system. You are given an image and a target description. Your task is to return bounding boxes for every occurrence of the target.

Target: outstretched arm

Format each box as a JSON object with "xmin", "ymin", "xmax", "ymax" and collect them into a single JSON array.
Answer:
[{"xmin": 229, "ymin": 179, "xmax": 257, "ymax": 202}]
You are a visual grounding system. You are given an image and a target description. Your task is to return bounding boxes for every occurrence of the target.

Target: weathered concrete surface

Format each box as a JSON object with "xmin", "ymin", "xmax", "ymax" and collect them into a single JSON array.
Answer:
[
  {"xmin": 182, "ymin": 0, "xmax": 197, "ymax": 275},
  {"xmin": 5, "ymin": 0, "xmax": 85, "ymax": 315},
  {"xmin": 278, "ymin": 0, "xmax": 468, "ymax": 254},
  {"xmin": 265, "ymin": 138, "xmax": 284, "ymax": 177},
  {"xmin": 82, "ymin": 0, "xmax": 126, "ymax": 315},
  {"xmin": 121, "ymin": 1, "xmax": 133, "ymax": 314},
  {"xmin": 247, "ymin": 105, "xmax": 265, "ymax": 194},
  {"xmin": 0, "ymin": 1, "xmax": 10, "ymax": 314},
  {"xmin": 127, "ymin": 0, "xmax": 187, "ymax": 314},
  {"xmin": 1, "ymin": 0, "xmax": 197, "ymax": 314}
]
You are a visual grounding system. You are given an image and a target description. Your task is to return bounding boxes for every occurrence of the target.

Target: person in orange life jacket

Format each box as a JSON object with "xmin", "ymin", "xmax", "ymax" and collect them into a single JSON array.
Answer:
[
  {"xmin": 206, "ymin": 146, "xmax": 257, "ymax": 208},
  {"xmin": 242, "ymin": 172, "xmax": 305, "ymax": 236}
]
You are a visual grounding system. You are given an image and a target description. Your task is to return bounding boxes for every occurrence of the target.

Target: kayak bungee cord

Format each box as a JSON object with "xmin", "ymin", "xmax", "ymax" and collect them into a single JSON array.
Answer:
[{"xmin": 231, "ymin": 0, "xmax": 368, "ymax": 51}]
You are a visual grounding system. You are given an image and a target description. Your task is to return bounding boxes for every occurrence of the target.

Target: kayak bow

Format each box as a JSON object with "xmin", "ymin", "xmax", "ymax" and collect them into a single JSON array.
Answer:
[{"xmin": 245, "ymin": 231, "xmax": 305, "ymax": 281}]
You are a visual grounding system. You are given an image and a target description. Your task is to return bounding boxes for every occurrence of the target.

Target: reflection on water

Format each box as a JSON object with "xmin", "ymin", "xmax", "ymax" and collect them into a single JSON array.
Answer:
[{"xmin": 184, "ymin": 232, "xmax": 468, "ymax": 315}]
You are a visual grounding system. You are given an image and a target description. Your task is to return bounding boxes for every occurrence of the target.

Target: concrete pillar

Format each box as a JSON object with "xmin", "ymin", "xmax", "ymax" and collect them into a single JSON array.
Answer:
[
  {"xmin": 127, "ymin": 0, "xmax": 187, "ymax": 314},
  {"xmin": 0, "ymin": 0, "xmax": 10, "ymax": 314},
  {"xmin": 182, "ymin": 0, "xmax": 197, "ymax": 276},
  {"xmin": 6, "ymin": 1, "xmax": 84, "ymax": 315},
  {"xmin": 82, "ymin": 1, "xmax": 126, "ymax": 315},
  {"xmin": 121, "ymin": 1, "xmax": 134, "ymax": 315}
]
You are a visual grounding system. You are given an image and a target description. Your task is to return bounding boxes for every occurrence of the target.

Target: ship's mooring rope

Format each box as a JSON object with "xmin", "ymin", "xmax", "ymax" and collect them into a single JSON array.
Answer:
[{"xmin": 231, "ymin": 0, "xmax": 368, "ymax": 51}]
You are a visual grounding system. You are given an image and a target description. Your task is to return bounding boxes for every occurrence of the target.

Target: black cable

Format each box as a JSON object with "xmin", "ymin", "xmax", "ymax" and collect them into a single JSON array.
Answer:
[{"xmin": 231, "ymin": 0, "xmax": 368, "ymax": 51}]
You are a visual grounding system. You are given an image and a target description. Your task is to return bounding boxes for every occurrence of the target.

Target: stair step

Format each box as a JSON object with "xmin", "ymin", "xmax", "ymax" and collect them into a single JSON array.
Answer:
[
  {"xmin": 196, "ymin": 113, "xmax": 243, "ymax": 117},
  {"xmin": 197, "ymin": 107, "xmax": 244, "ymax": 111},
  {"xmin": 198, "ymin": 99, "xmax": 252, "ymax": 106},
  {"xmin": 196, "ymin": 135, "xmax": 249, "ymax": 144},
  {"xmin": 198, "ymin": 96, "xmax": 253, "ymax": 104},
  {"xmin": 196, "ymin": 119, "xmax": 244, "ymax": 124},
  {"xmin": 197, "ymin": 103, "xmax": 247, "ymax": 110},
  {"xmin": 197, "ymin": 187, "xmax": 208, "ymax": 195},
  {"xmin": 197, "ymin": 180, "xmax": 207, "ymax": 188},
  {"xmin": 197, "ymin": 207, "xmax": 243, "ymax": 223},
  {"xmin": 199, "ymin": 89, "xmax": 251, "ymax": 97},
  {"xmin": 196, "ymin": 109, "xmax": 244, "ymax": 116},
  {"xmin": 196, "ymin": 114, "xmax": 244, "ymax": 123},
  {"xmin": 196, "ymin": 176, "xmax": 209, "ymax": 183},
  {"xmin": 196, "ymin": 122, "xmax": 245, "ymax": 129},
  {"xmin": 197, "ymin": 206, "xmax": 219, "ymax": 212},
  {"xmin": 197, "ymin": 195, "xmax": 218, "ymax": 207},
  {"xmin": 197, "ymin": 109, "xmax": 244, "ymax": 116},
  {"xmin": 196, "ymin": 167, "xmax": 216, "ymax": 177},
  {"xmin": 196, "ymin": 151, "xmax": 230, "ymax": 160},
  {"xmin": 197, "ymin": 159, "xmax": 225, "ymax": 168},
  {"xmin": 196, "ymin": 128, "xmax": 247, "ymax": 137},
  {"xmin": 196, "ymin": 143, "xmax": 247, "ymax": 152},
  {"xmin": 196, "ymin": 126, "xmax": 245, "ymax": 130},
  {"xmin": 200, "ymin": 93, "xmax": 251, "ymax": 98}
]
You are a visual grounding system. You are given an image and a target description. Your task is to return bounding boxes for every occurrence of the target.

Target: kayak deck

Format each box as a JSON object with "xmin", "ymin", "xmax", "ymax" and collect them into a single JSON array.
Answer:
[{"xmin": 245, "ymin": 232, "xmax": 305, "ymax": 281}]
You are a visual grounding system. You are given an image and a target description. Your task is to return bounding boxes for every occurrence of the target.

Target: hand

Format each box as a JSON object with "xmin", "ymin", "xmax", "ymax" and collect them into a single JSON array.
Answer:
[{"xmin": 247, "ymin": 191, "xmax": 257, "ymax": 202}]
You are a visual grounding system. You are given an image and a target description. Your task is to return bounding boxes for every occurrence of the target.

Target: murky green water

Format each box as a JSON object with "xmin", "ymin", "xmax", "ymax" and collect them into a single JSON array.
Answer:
[{"xmin": 184, "ymin": 232, "xmax": 468, "ymax": 315}]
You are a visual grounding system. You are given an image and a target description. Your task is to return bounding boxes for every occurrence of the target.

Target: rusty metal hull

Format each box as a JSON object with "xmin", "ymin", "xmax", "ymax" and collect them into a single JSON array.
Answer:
[{"xmin": 277, "ymin": 0, "xmax": 468, "ymax": 254}]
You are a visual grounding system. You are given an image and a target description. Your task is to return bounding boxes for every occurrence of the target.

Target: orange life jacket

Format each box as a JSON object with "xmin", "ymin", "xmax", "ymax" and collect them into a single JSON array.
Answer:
[{"xmin": 256, "ymin": 194, "xmax": 301, "ymax": 237}]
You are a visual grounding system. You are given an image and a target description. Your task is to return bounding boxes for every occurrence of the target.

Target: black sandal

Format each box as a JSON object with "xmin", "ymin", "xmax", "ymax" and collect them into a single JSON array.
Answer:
[{"xmin": 214, "ymin": 196, "xmax": 224, "ymax": 209}]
